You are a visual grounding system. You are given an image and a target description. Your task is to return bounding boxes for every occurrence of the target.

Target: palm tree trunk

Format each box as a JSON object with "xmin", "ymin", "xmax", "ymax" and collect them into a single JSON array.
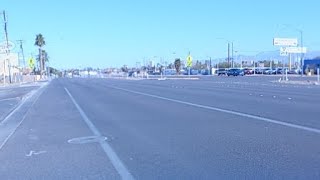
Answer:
[{"xmin": 39, "ymin": 48, "xmax": 43, "ymax": 78}]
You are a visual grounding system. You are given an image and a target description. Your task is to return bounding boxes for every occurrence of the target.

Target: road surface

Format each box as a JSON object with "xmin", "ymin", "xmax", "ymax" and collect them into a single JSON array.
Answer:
[{"xmin": 0, "ymin": 77, "xmax": 319, "ymax": 179}]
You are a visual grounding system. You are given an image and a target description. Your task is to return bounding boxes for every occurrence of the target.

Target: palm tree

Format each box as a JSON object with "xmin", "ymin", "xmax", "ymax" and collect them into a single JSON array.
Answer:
[
  {"xmin": 42, "ymin": 50, "xmax": 49, "ymax": 63},
  {"xmin": 174, "ymin": 58, "xmax": 181, "ymax": 75},
  {"xmin": 34, "ymin": 34, "xmax": 46, "ymax": 75},
  {"xmin": 36, "ymin": 50, "xmax": 49, "ymax": 75},
  {"xmin": 36, "ymin": 50, "xmax": 49, "ymax": 62}
]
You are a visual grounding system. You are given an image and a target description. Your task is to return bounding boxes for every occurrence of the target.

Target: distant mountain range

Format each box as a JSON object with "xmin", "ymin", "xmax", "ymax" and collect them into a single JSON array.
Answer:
[{"xmin": 304, "ymin": 51, "xmax": 320, "ymax": 59}]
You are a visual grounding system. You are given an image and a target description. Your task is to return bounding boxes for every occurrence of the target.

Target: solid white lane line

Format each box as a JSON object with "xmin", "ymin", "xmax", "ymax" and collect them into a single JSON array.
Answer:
[
  {"xmin": 111, "ymin": 86, "xmax": 320, "ymax": 135},
  {"xmin": 64, "ymin": 87, "xmax": 134, "ymax": 180}
]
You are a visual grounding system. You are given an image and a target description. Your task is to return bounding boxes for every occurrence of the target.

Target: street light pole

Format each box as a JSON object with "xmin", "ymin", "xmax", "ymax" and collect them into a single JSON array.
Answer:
[
  {"xmin": 209, "ymin": 57, "xmax": 212, "ymax": 75},
  {"xmin": 216, "ymin": 38, "xmax": 234, "ymax": 69},
  {"xmin": 231, "ymin": 42, "xmax": 234, "ymax": 68},
  {"xmin": 300, "ymin": 30, "xmax": 304, "ymax": 76},
  {"xmin": 280, "ymin": 24, "xmax": 304, "ymax": 76},
  {"xmin": 228, "ymin": 43, "xmax": 230, "ymax": 68}
]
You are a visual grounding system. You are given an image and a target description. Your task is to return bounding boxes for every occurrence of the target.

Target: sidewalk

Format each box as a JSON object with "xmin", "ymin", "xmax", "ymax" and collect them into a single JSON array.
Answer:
[
  {"xmin": 274, "ymin": 80, "xmax": 320, "ymax": 86},
  {"xmin": 0, "ymin": 80, "xmax": 49, "ymax": 122}
]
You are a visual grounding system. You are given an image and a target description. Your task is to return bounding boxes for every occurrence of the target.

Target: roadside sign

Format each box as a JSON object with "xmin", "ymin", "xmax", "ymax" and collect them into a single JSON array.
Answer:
[
  {"xmin": 186, "ymin": 55, "xmax": 193, "ymax": 67},
  {"xmin": 280, "ymin": 47, "xmax": 307, "ymax": 54},
  {"xmin": 28, "ymin": 57, "xmax": 35, "ymax": 69},
  {"xmin": 0, "ymin": 41, "xmax": 15, "ymax": 54},
  {"xmin": 284, "ymin": 47, "xmax": 307, "ymax": 53},
  {"xmin": 273, "ymin": 38, "xmax": 298, "ymax": 46}
]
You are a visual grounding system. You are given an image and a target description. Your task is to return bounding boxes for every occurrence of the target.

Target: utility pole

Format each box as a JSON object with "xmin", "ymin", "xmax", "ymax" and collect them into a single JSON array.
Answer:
[
  {"xmin": 300, "ymin": 30, "xmax": 304, "ymax": 76},
  {"xmin": 17, "ymin": 40, "xmax": 26, "ymax": 68},
  {"xmin": 209, "ymin": 57, "xmax": 212, "ymax": 75},
  {"xmin": 2, "ymin": 10, "xmax": 11, "ymax": 84}
]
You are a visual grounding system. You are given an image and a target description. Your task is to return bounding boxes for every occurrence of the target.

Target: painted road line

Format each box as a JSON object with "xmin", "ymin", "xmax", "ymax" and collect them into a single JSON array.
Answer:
[
  {"xmin": 111, "ymin": 86, "xmax": 320, "ymax": 135},
  {"xmin": 64, "ymin": 87, "xmax": 134, "ymax": 180}
]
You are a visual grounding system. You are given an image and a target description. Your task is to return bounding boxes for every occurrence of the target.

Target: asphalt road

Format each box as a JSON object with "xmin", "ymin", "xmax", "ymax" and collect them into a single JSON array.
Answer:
[{"xmin": 0, "ymin": 77, "xmax": 319, "ymax": 179}]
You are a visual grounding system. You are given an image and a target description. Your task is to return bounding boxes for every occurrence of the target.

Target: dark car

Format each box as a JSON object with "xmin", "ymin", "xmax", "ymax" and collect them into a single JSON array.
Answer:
[
  {"xmin": 254, "ymin": 68, "xmax": 264, "ymax": 74},
  {"xmin": 276, "ymin": 68, "xmax": 289, "ymax": 74},
  {"xmin": 227, "ymin": 68, "xmax": 244, "ymax": 76},
  {"xmin": 217, "ymin": 68, "xmax": 227, "ymax": 76},
  {"xmin": 183, "ymin": 69, "xmax": 199, "ymax": 75},
  {"xmin": 128, "ymin": 71, "xmax": 135, "ymax": 77},
  {"xmin": 276, "ymin": 68, "xmax": 283, "ymax": 74}
]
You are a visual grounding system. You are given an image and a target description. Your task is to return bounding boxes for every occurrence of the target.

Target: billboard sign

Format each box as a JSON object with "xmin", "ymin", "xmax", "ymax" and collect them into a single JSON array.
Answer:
[
  {"xmin": 273, "ymin": 38, "xmax": 298, "ymax": 46},
  {"xmin": 280, "ymin": 47, "xmax": 307, "ymax": 54}
]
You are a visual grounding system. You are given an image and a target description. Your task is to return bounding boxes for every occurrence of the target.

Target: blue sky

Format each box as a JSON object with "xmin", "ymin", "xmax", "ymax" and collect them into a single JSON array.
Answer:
[{"xmin": 2, "ymin": 0, "xmax": 320, "ymax": 68}]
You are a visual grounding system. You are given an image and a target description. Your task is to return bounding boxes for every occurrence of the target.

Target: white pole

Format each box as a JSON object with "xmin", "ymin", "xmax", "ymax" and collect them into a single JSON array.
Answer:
[
  {"xmin": 289, "ymin": 53, "xmax": 292, "ymax": 71},
  {"xmin": 286, "ymin": 68, "xmax": 288, "ymax": 81},
  {"xmin": 317, "ymin": 68, "xmax": 319, "ymax": 82},
  {"xmin": 3, "ymin": 61, "xmax": 5, "ymax": 86}
]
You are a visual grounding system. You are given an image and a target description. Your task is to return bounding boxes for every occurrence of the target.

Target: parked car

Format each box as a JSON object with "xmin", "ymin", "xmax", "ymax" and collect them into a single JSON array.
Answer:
[
  {"xmin": 217, "ymin": 68, "xmax": 227, "ymax": 76},
  {"xmin": 288, "ymin": 68, "xmax": 302, "ymax": 74},
  {"xmin": 183, "ymin": 69, "xmax": 199, "ymax": 75},
  {"xmin": 152, "ymin": 71, "xmax": 161, "ymax": 75},
  {"xmin": 261, "ymin": 68, "xmax": 270, "ymax": 74},
  {"xmin": 201, "ymin": 69, "xmax": 210, "ymax": 75},
  {"xmin": 255, "ymin": 68, "xmax": 264, "ymax": 74},
  {"xmin": 164, "ymin": 69, "xmax": 176, "ymax": 75},
  {"xmin": 276, "ymin": 68, "xmax": 289, "ymax": 74},
  {"xmin": 227, "ymin": 68, "xmax": 244, "ymax": 76},
  {"xmin": 265, "ymin": 68, "xmax": 276, "ymax": 75},
  {"xmin": 244, "ymin": 68, "xmax": 253, "ymax": 75},
  {"xmin": 128, "ymin": 71, "xmax": 136, "ymax": 77}
]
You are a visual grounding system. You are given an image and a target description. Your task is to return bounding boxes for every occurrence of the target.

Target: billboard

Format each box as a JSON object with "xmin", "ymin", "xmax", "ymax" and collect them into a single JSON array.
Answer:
[
  {"xmin": 280, "ymin": 47, "xmax": 307, "ymax": 54},
  {"xmin": 273, "ymin": 38, "xmax": 298, "ymax": 46}
]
